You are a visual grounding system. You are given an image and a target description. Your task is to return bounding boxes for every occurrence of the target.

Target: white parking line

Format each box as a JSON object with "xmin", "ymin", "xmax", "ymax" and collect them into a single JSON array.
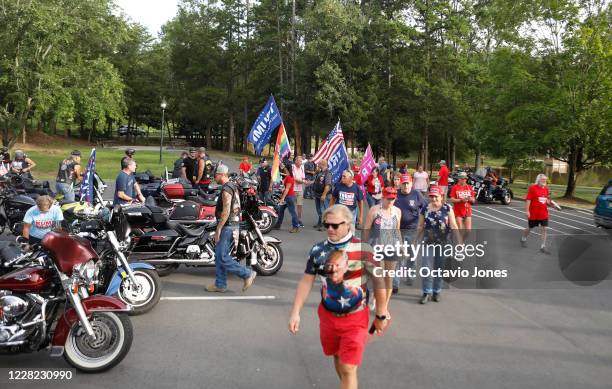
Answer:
[
  {"xmin": 471, "ymin": 208, "xmax": 533, "ymax": 232},
  {"xmin": 550, "ymin": 208, "xmax": 594, "ymax": 221},
  {"xmin": 506, "ymin": 207, "xmax": 597, "ymax": 228},
  {"xmin": 483, "ymin": 207, "xmax": 569, "ymax": 235},
  {"xmin": 161, "ymin": 296, "xmax": 277, "ymax": 301}
]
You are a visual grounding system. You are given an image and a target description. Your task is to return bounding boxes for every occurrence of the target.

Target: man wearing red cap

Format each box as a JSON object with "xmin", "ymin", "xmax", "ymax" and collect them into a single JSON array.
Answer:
[{"xmin": 392, "ymin": 173, "xmax": 427, "ymax": 292}]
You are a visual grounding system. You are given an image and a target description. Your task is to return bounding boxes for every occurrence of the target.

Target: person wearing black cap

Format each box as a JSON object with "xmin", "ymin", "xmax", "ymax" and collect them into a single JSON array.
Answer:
[
  {"xmin": 56, "ymin": 150, "xmax": 82, "ymax": 202},
  {"xmin": 181, "ymin": 147, "xmax": 200, "ymax": 186},
  {"xmin": 120, "ymin": 148, "xmax": 136, "ymax": 170},
  {"xmin": 256, "ymin": 158, "xmax": 272, "ymax": 204}
]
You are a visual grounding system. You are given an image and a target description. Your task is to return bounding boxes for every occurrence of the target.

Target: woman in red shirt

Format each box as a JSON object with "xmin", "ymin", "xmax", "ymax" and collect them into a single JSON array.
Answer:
[
  {"xmin": 520, "ymin": 174, "xmax": 561, "ymax": 254},
  {"xmin": 366, "ymin": 167, "xmax": 385, "ymax": 208},
  {"xmin": 273, "ymin": 164, "xmax": 300, "ymax": 233},
  {"xmin": 449, "ymin": 172, "xmax": 475, "ymax": 239}
]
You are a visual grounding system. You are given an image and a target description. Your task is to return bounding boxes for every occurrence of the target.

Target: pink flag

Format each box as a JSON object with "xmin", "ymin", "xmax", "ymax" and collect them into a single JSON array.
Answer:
[{"xmin": 358, "ymin": 144, "xmax": 375, "ymax": 197}]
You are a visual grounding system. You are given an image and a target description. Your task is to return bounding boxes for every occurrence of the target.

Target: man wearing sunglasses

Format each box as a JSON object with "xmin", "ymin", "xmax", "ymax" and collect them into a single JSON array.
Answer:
[{"xmin": 288, "ymin": 204, "xmax": 390, "ymax": 389}]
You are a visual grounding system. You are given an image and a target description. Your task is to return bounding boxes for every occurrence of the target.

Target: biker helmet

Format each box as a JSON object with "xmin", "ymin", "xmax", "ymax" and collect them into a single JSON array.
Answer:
[
  {"xmin": 71, "ymin": 150, "xmax": 82, "ymax": 157},
  {"xmin": 14, "ymin": 150, "xmax": 25, "ymax": 159},
  {"xmin": 125, "ymin": 148, "xmax": 136, "ymax": 156}
]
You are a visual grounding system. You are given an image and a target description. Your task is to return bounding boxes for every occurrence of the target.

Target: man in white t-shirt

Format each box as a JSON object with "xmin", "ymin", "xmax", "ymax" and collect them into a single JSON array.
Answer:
[
  {"xmin": 412, "ymin": 165, "xmax": 429, "ymax": 195},
  {"xmin": 292, "ymin": 156, "xmax": 310, "ymax": 227}
]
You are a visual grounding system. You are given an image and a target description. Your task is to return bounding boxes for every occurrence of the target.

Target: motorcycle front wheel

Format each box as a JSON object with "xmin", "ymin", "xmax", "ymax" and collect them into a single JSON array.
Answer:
[
  {"xmin": 501, "ymin": 190, "xmax": 512, "ymax": 205},
  {"xmin": 63, "ymin": 312, "xmax": 133, "ymax": 373},
  {"xmin": 117, "ymin": 269, "xmax": 162, "ymax": 315},
  {"xmin": 255, "ymin": 210, "xmax": 276, "ymax": 234},
  {"xmin": 253, "ymin": 242, "xmax": 283, "ymax": 276}
]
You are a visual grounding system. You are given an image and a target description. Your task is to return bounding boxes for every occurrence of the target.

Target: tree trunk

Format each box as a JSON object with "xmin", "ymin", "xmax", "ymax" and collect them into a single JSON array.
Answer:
[
  {"xmin": 206, "ymin": 127, "xmax": 212, "ymax": 149},
  {"xmin": 293, "ymin": 119, "xmax": 301, "ymax": 156},
  {"xmin": 228, "ymin": 112, "xmax": 235, "ymax": 152},
  {"xmin": 563, "ymin": 143, "xmax": 582, "ymax": 199}
]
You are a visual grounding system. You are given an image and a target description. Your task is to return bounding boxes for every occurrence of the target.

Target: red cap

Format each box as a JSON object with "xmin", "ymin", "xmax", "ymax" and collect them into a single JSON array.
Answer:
[
  {"xmin": 383, "ymin": 187, "xmax": 397, "ymax": 199},
  {"xmin": 428, "ymin": 186, "xmax": 442, "ymax": 197},
  {"xmin": 352, "ymin": 165, "xmax": 360, "ymax": 173},
  {"xmin": 400, "ymin": 174, "xmax": 412, "ymax": 184}
]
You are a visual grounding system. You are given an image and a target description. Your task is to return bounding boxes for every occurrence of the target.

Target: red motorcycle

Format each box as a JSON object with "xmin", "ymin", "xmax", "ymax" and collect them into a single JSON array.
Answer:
[
  {"xmin": 0, "ymin": 232, "xmax": 133, "ymax": 372},
  {"xmin": 161, "ymin": 178, "xmax": 278, "ymax": 234}
]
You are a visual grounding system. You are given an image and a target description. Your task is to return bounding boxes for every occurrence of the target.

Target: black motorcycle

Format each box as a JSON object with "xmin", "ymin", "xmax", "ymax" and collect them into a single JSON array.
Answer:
[
  {"xmin": 119, "ymin": 186, "xmax": 284, "ymax": 277},
  {"xmin": 0, "ymin": 183, "xmax": 36, "ymax": 235},
  {"xmin": 470, "ymin": 174, "xmax": 513, "ymax": 205}
]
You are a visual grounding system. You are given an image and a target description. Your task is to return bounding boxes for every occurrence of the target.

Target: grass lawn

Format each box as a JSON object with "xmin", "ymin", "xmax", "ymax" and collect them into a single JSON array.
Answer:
[
  {"xmin": 24, "ymin": 148, "xmax": 181, "ymax": 181},
  {"xmin": 510, "ymin": 181, "xmax": 598, "ymax": 208}
]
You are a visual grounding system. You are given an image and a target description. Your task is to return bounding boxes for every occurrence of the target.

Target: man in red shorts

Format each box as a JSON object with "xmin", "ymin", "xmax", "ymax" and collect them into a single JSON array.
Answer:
[
  {"xmin": 288, "ymin": 204, "xmax": 389, "ymax": 389},
  {"xmin": 450, "ymin": 171, "xmax": 475, "ymax": 239},
  {"xmin": 521, "ymin": 173, "xmax": 561, "ymax": 254}
]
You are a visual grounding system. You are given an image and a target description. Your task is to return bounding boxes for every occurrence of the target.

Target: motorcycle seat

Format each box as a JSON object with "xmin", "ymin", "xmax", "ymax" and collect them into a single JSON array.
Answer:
[{"xmin": 167, "ymin": 221, "xmax": 209, "ymax": 237}]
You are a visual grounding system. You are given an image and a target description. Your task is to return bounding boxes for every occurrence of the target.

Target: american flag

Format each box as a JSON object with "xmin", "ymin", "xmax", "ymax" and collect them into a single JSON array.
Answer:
[
  {"xmin": 79, "ymin": 148, "xmax": 96, "ymax": 203},
  {"xmin": 312, "ymin": 121, "xmax": 344, "ymax": 164}
]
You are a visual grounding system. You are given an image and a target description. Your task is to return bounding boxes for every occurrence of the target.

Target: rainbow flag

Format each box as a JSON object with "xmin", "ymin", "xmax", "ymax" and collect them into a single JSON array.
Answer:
[{"xmin": 271, "ymin": 123, "xmax": 291, "ymax": 182}]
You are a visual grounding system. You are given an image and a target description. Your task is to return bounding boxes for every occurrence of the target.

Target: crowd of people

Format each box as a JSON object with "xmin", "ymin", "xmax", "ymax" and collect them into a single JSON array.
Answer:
[{"xmin": 0, "ymin": 144, "xmax": 564, "ymax": 389}]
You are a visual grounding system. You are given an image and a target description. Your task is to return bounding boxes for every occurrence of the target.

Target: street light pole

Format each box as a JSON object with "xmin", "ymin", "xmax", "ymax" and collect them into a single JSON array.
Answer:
[{"xmin": 160, "ymin": 99, "xmax": 167, "ymax": 164}]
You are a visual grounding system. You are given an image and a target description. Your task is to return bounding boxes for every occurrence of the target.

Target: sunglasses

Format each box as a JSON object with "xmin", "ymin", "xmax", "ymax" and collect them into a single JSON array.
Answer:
[{"xmin": 323, "ymin": 221, "xmax": 346, "ymax": 230}]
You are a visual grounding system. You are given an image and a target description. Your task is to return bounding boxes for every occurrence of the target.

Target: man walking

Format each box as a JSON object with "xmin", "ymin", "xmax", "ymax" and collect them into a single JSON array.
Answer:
[
  {"xmin": 329, "ymin": 170, "xmax": 364, "ymax": 227},
  {"xmin": 206, "ymin": 164, "xmax": 257, "ymax": 292},
  {"xmin": 292, "ymin": 155, "xmax": 309, "ymax": 227},
  {"xmin": 312, "ymin": 160, "xmax": 333, "ymax": 230},
  {"xmin": 393, "ymin": 173, "xmax": 427, "ymax": 291},
  {"xmin": 288, "ymin": 204, "xmax": 389, "ymax": 389},
  {"xmin": 256, "ymin": 158, "xmax": 272, "ymax": 204},
  {"xmin": 55, "ymin": 150, "xmax": 82, "ymax": 202},
  {"xmin": 437, "ymin": 160, "xmax": 449, "ymax": 202}
]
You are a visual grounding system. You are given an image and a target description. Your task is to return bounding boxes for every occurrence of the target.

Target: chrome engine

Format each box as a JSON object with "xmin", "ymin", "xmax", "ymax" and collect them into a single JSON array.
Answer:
[{"xmin": 0, "ymin": 292, "xmax": 45, "ymax": 348}]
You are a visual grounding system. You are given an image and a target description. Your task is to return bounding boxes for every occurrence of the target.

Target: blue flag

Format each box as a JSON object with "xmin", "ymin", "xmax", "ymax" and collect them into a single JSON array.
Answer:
[
  {"xmin": 79, "ymin": 148, "xmax": 96, "ymax": 203},
  {"xmin": 247, "ymin": 95, "xmax": 282, "ymax": 155},
  {"xmin": 328, "ymin": 142, "xmax": 349, "ymax": 184}
]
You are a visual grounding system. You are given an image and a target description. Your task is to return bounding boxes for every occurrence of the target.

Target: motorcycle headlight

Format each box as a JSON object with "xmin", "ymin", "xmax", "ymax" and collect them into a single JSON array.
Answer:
[{"xmin": 73, "ymin": 260, "xmax": 98, "ymax": 283}]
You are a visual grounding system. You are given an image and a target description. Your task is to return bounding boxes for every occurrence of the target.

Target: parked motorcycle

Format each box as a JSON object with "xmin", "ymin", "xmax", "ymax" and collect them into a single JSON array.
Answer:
[
  {"xmin": 0, "ymin": 183, "xmax": 36, "ymax": 235},
  {"xmin": 470, "ymin": 174, "xmax": 513, "ymax": 205},
  {"xmin": 0, "ymin": 231, "xmax": 133, "ymax": 372},
  {"xmin": 120, "ymin": 186, "xmax": 284, "ymax": 277}
]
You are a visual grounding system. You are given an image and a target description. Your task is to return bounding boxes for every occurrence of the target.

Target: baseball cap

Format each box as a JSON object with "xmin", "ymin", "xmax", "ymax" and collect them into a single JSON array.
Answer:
[
  {"xmin": 216, "ymin": 164, "xmax": 229, "ymax": 174},
  {"xmin": 428, "ymin": 186, "xmax": 442, "ymax": 197},
  {"xmin": 14, "ymin": 150, "xmax": 24, "ymax": 158},
  {"xmin": 458, "ymin": 171, "xmax": 468, "ymax": 179},
  {"xmin": 400, "ymin": 174, "xmax": 412, "ymax": 184},
  {"xmin": 71, "ymin": 150, "xmax": 81, "ymax": 156},
  {"xmin": 383, "ymin": 187, "xmax": 397, "ymax": 199},
  {"xmin": 352, "ymin": 165, "xmax": 360, "ymax": 173},
  {"xmin": 126, "ymin": 148, "xmax": 135, "ymax": 155},
  {"xmin": 189, "ymin": 147, "xmax": 198, "ymax": 153}
]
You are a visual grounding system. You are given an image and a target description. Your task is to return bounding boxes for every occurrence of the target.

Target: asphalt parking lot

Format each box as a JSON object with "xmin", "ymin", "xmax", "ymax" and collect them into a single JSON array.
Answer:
[{"xmin": 2, "ymin": 157, "xmax": 611, "ymax": 389}]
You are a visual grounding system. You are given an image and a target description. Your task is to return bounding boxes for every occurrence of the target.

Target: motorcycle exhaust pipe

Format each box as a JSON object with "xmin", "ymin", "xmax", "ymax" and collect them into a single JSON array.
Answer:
[{"xmin": 146, "ymin": 259, "xmax": 214, "ymax": 265}]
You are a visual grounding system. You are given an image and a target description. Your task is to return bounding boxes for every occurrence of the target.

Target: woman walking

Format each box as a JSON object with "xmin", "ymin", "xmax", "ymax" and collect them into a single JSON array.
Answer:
[
  {"xmin": 273, "ymin": 164, "xmax": 300, "ymax": 233},
  {"xmin": 362, "ymin": 187, "xmax": 402, "ymax": 307},
  {"xmin": 414, "ymin": 186, "xmax": 461, "ymax": 304},
  {"xmin": 365, "ymin": 167, "xmax": 384, "ymax": 208},
  {"xmin": 412, "ymin": 165, "xmax": 429, "ymax": 196}
]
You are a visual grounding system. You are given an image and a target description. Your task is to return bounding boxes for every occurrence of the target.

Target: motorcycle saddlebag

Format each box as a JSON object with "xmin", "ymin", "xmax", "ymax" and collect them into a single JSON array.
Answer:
[
  {"xmin": 163, "ymin": 183, "xmax": 185, "ymax": 199},
  {"xmin": 169, "ymin": 201, "xmax": 201, "ymax": 221}
]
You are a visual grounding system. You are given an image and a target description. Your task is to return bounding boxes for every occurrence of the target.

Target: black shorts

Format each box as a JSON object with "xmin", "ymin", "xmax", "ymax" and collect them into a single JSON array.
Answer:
[{"xmin": 528, "ymin": 219, "xmax": 549, "ymax": 228}]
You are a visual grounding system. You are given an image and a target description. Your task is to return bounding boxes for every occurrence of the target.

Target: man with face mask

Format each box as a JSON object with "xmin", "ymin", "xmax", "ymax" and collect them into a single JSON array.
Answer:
[{"xmin": 288, "ymin": 204, "xmax": 390, "ymax": 389}]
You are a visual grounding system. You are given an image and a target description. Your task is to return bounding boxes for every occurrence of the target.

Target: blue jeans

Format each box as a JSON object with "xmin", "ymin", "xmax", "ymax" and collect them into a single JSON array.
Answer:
[
  {"xmin": 275, "ymin": 195, "xmax": 299, "ymax": 229},
  {"xmin": 366, "ymin": 193, "xmax": 380, "ymax": 208},
  {"xmin": 259, "ymin": 191, "xmax": 272, "ymax": 204},
  {"xmin": 393, "ymin": 230, "xmax": 417, "ymax": 289},
  {"xmin": 304, "ymin": 177, "xmax": 314, "ymax": 198},
  {"xmin": 351, "ymin": 208, "xmax": 358, "ymax": 225},
  {"xmin": 421, "ymin": 248, "xmax": 446, "ymax": 295},
  {"xmin": 214, "ymin": 225, "xmax": 252, "ymax": 289},
  {"xmin": 56, "ymin": 182, "xmax": 75, "ymax": 202},
  {"xmin": 314, "ymin": 194, "xmax": 331, "ymax": 225}
]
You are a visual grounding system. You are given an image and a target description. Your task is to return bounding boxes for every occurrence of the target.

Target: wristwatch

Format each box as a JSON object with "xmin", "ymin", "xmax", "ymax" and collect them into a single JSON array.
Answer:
[{"xmin": 375, "ymin": 314, "xmax": 387, "ymax": 321}]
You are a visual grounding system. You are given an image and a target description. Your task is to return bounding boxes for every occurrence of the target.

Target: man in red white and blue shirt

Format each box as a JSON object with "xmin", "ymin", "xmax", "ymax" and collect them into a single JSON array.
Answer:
[{"xmin": 288, "ymin": 204, "xmax": 389, "ymax": 389}]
